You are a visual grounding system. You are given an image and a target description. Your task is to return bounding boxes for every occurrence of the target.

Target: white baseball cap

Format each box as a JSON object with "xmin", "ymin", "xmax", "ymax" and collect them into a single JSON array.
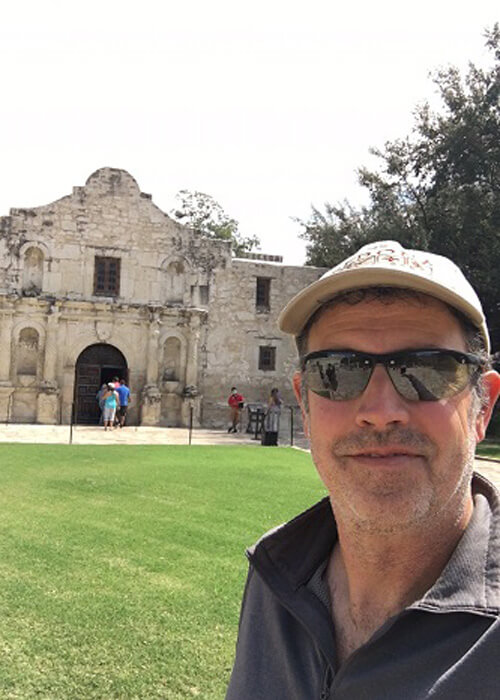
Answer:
[{"xmin": 278, "ymin": 240, "xmax": 490, "ymax": 352}]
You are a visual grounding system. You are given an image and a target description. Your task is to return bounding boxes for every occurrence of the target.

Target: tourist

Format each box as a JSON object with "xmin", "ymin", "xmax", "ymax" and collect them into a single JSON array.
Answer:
[
  {"xmin": 227, "ymin": 387, "xmax": 245, "ymax": 433},
  {"xmin": 96, "ymin": 383, "xmax": 107, "ymax": 425},
  {"xmin": 116, "ymin": 379, "xmax": 131, "ymax": 428},
  {"xmin": 102, "ymin": 382, "xmax": 120, "ymax": 431},
  {"xmin": 261, "ymin": 387, "xmax": 282, "ymax": 446}
]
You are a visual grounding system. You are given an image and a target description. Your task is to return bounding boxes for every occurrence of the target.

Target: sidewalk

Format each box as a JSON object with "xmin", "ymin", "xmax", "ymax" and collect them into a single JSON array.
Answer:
[
  {"xmin": 0, "ymin": 424, "xmax": 497, "ymax": 488},
  {"xmin": 0, "ymin": 423, "xmax": 261, "ymax": 446},
  {"xmin": 474, "ymin": 456, "xmax": 500, "ymax": 489}
]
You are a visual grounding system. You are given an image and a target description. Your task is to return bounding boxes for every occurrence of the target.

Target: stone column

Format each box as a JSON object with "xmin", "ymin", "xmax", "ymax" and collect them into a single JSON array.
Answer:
[
  {"xmin": 146, "ymin": 314, "xmax": 160, "ymax": 385},
  {"xmin": 181, "ymin": 314, "xmax": 202, "ymax": 427},
  {"xmin": 141, "ymin": 313, "xmax": 162, "ymax": 425},
  {"xmin": 0, "ymin": 311, "xmax": 14, "ymax": 383},
  {"xmin": 0, "ymin": 309, "xmax": 15, "ymax": 421},
  {"xmin": 185, "ymin": 315, "xmax": 201, "ymax": 388},
  {"xmin": 0, "ymin": 385, "xmax": 15, "ymax": 422},
  {"xmin": 37, "ymin": 305, "xmax": 60, "ymax": 424},
  {"xmin": 43, "ymin": 305, "xmax": 59, "ymax": 384}
]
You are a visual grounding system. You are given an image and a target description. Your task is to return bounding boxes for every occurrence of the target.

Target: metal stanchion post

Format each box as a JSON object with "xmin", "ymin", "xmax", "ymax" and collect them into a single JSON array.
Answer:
[
  {"xmin": 290, "ymin": 406, "xmax": 294, "ymax": 447},
  {"xmin": 6, "ymin": 392, "xmax": 12, "ymax": 425},
  {"xmin": 254, "ymin": 411, "xmax": 259, "ymax": 441},
  {"xmin": 188, "ymin": 404, "xmax": 193, "ymax": 445},
  {"xmin": 69, "ymin": 402, "xmax": 74, "ymax": 445}
]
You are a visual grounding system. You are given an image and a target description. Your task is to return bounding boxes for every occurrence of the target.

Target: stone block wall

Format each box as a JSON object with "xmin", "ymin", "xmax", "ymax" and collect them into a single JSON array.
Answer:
[
  {"xmin": 201, "ymin": 259, "xmax": 325, "ymax": 427},
  {"xmin": 0, "ymin": 168, "xmax": 231, "ymax": 307}
]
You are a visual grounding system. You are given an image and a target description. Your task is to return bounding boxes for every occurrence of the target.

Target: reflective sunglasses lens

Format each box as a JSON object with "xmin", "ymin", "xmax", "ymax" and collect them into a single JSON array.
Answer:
[
  {"xmin": 387, "ymin": 352, "xmax": 476, "ymax": 401},
  {"xmin": 304, "ymin": 355, "xmax": 372, "ymax": 400}
]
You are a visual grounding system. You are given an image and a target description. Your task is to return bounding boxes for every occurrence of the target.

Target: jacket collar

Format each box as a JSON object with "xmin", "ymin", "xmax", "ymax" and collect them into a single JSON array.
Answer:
[
  {"xmin": 415, "ymin": 473, "xmax": 500, "ymax": 616},
  {"xmin": 249, "ymin": 473, "xmax": 500, "ymax": 617},
  {"xmin": 248, "ymin": 496, "xmax": 336, "ymax": 590}
]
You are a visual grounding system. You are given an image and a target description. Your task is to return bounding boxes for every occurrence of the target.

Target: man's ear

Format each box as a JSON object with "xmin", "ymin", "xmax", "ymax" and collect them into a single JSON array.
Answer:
[
  {"xmin": 293, "ymin": 371, "xmax": 309, "ymax": 438},
  {"xmin": 475, "ymin": 370, "xmax": 500, "ymax": 442}
]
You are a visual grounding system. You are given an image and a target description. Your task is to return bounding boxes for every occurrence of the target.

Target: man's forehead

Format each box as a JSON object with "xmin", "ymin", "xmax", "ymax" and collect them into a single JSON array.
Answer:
[
  {"xmin": 305, "ymin": 294, "xmax": 469, "ymax": 354},
  {"xmin": 308, "ymin": 290, "xmax": 455, "ymax": 331}
]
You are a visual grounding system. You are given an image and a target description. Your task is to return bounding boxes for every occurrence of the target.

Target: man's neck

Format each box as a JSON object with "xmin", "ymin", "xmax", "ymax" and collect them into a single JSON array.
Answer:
[{"xmin": 327, "ymin": 498, "xmax": 473, "ymax": 665}]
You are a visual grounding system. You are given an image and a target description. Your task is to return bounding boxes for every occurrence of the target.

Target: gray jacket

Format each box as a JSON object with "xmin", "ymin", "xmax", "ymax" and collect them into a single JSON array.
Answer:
[{"xmin": 226, "ymin": 473, "xmax": 500, "ymax": 699}]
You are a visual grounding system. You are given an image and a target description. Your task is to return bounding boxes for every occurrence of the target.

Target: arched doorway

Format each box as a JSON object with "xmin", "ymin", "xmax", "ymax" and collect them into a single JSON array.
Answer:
[{"xmin": 75, "ymin": 344, "xmax": 128, "ymax": 424}]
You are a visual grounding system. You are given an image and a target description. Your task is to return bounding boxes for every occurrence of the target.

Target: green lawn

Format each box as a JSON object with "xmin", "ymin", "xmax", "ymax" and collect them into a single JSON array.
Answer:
[
  {"xmin": 0, "ymin": 445, "xmax": 325, "ymax": 699},
  {"xmin": 477, "ymin": 439, "xmax": 500, "ymax": 459}
]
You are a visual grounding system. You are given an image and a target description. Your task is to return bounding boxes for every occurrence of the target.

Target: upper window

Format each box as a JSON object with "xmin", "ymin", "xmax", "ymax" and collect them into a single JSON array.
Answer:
[
  {"xmin": 94, "ymin": 257, "xmax": 121, "ymax": 296},
  {"xmin": 259, "ymin": 346, "xmax": 276, "ymax": 371},
  {"xmin": 199, "ymin": 285, "xmax": 209, "ymax": 305},
  {"xmin": 256, "ymin": 277, "xmax": 271, "ymax": 312}
]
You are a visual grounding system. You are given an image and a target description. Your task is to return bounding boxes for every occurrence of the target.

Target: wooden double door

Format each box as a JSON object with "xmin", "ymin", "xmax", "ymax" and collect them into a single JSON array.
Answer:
[{"xmin": 75, "ymin": 344, "xmax": 127, "ymax": 424}]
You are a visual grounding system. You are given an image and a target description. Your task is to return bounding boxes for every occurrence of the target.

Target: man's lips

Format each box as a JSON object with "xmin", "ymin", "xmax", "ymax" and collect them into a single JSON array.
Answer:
[
  {"xmin": 341, "ymin": 447, "xmax": 424, "ymax": 460},
  {"xmin": 332, "ymin": 428, "xmax": 435, "ymax": 462},
  {"xmin": 342, "ymin": 447, "xmax": 424, "ymax": 467}
]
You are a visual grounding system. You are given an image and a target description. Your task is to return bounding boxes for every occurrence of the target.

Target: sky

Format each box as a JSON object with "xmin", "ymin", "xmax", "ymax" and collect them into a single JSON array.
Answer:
[{"xmin": 0, "ymin": 1, "xmax": 498, "ymax": 265}]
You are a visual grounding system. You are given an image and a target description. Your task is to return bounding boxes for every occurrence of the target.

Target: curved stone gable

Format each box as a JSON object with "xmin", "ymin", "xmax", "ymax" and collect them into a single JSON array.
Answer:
[{"xmin": 84, "ymin": 167, "xmax": 141, "ymax": 196}]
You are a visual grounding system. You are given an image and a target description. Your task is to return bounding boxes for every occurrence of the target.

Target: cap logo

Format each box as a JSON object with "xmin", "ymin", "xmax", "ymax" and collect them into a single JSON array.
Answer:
[{"xmin": 336, "ymin": 244, "xmax": 434, "ymax": 277}]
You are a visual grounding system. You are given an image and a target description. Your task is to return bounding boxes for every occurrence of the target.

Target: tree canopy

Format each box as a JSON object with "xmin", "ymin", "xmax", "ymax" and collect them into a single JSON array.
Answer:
[
  {"xmin": 297, "ymin": 25, "xmax": 500, "ymax": 349},
  {"xmin": 170, "ymin": 190, "xmax": 259, "ymax": 257}
]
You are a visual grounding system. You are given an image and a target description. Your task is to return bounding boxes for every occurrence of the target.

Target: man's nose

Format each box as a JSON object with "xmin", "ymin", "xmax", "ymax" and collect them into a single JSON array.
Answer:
[{"xmin": 355, "ymin": 364, "xmax": 411, "ymax": 430}]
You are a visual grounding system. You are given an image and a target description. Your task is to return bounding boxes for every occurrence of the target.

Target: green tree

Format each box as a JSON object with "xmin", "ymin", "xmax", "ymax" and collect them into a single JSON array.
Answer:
[
  {"xmin": 298, "ymin": 25, "xmax": 500, "ymax": 348},
  {"xmin": 171, "ymin": 190, "xmax": 259, "ymax": 257}
]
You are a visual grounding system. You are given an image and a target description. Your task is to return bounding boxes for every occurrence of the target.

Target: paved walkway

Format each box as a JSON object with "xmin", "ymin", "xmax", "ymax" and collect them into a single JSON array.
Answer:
[
  {"xmin": 0, "ymin": 422, "xmax": 309, "ymax": 465},
  {"xmin": 1, "ymin": 424, "xmax": 498, "ymax": 488},
  {"xmin": 0, "ymin": 423, "xmax": 273, "ymax": 447},
  {"xmin": 474, "ymin": 457, "xmax": 500, "ymax": 489}
]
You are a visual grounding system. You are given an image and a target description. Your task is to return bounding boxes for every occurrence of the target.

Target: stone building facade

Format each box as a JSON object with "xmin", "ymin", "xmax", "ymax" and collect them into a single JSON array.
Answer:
[{"xmin": 0, "ymin": 168, "xmax": 324, "ymax": 428}]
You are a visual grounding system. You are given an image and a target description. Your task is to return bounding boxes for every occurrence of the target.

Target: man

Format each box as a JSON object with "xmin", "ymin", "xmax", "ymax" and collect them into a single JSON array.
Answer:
[
  {"xmin": 226, "ymin": 241, "xmax": 500, "ymax": 699},
  {"xmin": 228, "ymin": 387, "xmax": 245, "ymax": 433},
  {"xmin": 116, "ymin": 378, "xmax": 131, "ymax": 428}
]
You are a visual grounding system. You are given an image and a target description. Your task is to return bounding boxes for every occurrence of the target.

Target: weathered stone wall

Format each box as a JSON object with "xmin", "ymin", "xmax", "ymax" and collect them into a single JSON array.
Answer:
[
  {"xmin": 0, "ymin": 167, "xmax": 325, "ymax": 428},
  {"xmin": 201, "ymin": 259, "xmax": 324, "ymax": 427},
  {"xmin": 0, "ymin": 168, "xmax": 231, "ymax": 304},
  {"xmin": 0, "ymin": 296, "xmax": 208, "ymax": 426}
]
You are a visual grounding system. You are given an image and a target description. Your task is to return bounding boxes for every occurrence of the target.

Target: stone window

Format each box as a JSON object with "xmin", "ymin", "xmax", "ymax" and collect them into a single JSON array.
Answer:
[
  {"xmin": 259, "ymin": 345, "xmax": 276, "ymax": 371},
  {"xmin": 94, "ymin": 257, "xmax": 121, "ymax": 296},
  {"xmin": 256, "ymin": 277, "xmax": 271, "ymax": 312},
  {"xmin": 199, "ymin": 285, "xmax": 209, "ymax": 305},
  {"xmin": 190, "ymin": 284, "xmax": 209, "ymax": 306}
]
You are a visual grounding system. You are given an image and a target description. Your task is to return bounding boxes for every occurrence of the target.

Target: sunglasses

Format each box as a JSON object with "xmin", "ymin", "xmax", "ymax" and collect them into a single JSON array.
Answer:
[{"xmin": 301, "ymin": 349, "xmax": 482, "ymax": 402}]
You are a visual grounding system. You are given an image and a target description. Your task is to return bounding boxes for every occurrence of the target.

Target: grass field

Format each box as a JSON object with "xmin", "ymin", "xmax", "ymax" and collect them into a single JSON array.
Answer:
[
  {"xmin": 0, "ymin": 445, "xmax": 325, "ymax": 699},
  {"xmin": 477, "ymin": 439, "xmax": 500, "ymax": 459}
]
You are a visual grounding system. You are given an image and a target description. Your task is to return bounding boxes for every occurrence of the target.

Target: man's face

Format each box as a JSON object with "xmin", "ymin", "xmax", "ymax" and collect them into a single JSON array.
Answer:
[{"xmin": 293, "ymin": 297, "xmax": 500, "ymax": 535}]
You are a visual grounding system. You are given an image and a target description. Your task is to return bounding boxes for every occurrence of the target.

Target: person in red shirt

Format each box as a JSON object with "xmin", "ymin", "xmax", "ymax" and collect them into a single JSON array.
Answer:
[{"xmin": 228, "ymin": 387, "xmax": 245, "ymax": 433}]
